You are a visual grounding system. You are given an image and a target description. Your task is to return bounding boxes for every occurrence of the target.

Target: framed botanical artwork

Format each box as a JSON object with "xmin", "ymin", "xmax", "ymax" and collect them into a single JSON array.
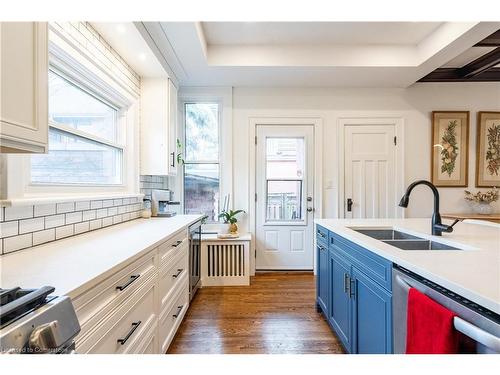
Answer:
[
  {"xmin": 431, "ymin": 111, "xmax": 469, "ymax": 187},
  {"xmin": 476, "ymin": 111, "xmax": 500, "ymax": 187}
]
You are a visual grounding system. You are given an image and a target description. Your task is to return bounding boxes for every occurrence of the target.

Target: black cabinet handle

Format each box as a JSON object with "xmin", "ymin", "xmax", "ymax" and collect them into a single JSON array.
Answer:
[
  {"xmin": 347, "ymin": 198, "xmax": 353, "ymax": 212},
  {"xmin": 117, "ymin": 321, "xmax": 141, "ymax": 345},
  {"xmin": 172, "ymin": 240, "xmax": 183, "ymax": 248},
  {"xmin": 172, "ymin": 305, "xmax": 183, "ymax": 318},
  {"xmin": 170, "ymin": 152, "xmax": 175, "ymax": 167},
  {"xmin": 116, "ymin": 275, "xmax": 140, "ymax": 291},
  {"xmin": 349, "ymin": 278, "xmax": 356, "ymax": 299},
  {"xmin": 317, "ymin": 231, "xmax": 326, "ymax": 238},
  {"xmin": 343, "ymin": 273, "xmax": 349, "ymax": 294},
  {"xmin": 172, "ymin": 269, "xmax": 183, "ymax": 278},
  {"xmin": 317, "ymin": 245, "xmax": 325, "ymax": 252}
]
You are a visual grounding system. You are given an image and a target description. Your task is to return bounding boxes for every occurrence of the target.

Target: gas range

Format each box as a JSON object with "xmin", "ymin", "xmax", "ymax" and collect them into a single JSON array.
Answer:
[{"xmin": 0, "ymin": 286, "xmax": 80, "ymax": 354}]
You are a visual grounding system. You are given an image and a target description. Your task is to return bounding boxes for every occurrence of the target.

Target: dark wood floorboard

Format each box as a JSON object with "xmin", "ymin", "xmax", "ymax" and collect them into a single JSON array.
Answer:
[{"xmin": 167, "ymin": 273, "xmax": 345, "ymax": 354}]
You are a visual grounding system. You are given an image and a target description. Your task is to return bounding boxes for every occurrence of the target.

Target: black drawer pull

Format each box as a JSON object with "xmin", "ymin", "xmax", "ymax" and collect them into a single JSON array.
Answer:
[
  {"xmin": 317, "ymin": 231, "xmax": 326, "ymax": 238},
  {"xmin": 172, "ymin": 305, "xmax": 183, "ymax": 318},
  {"xmin": 317, "ymin": 245, "xmax": 325, "ymax": 252},
  {"xmin": 116, "ymin": 275, "xmax": 140, "ymax": 291},
  {"xmin": 172, "ymin": 240, "xmax": 183, "ymax": 248},
  {"xmin": 117, "ymin": 321, "xmax": 141, "ymax": 345},
  {"xmin": 172, "ymin": 269, "xmax": 183, "ymax": 278}
]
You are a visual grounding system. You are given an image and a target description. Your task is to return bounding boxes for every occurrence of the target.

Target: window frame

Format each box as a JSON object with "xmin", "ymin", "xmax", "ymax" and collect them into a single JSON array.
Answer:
[
  {"xmin": 30, "ymin": 67, "xmax": 126, "ymax": 187},
  {"xmin": 182, "ymin": 101, "xmax": 222, "ymax": 223}
]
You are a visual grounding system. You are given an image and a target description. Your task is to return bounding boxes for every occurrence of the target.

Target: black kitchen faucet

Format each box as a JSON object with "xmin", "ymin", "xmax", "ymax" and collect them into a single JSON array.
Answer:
[{"xmin": 399, "ymin": 180, "xmax": 459, "ymax": 236}]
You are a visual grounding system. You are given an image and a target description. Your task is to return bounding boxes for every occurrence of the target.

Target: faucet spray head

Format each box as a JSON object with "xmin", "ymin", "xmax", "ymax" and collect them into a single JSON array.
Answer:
[{"xmin": 398, "ymin": 195, "xmax": 409, "ymax": 208}]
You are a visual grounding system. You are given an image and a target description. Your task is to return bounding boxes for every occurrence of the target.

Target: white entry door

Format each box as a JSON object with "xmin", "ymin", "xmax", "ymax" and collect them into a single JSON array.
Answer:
[
  {"xmin": 255, "ymin": 125, "xmax": 314, "ymax": 270},
  {"xmin": 344, "ymin": 124, "xmax": 397, "ymax": 218}
]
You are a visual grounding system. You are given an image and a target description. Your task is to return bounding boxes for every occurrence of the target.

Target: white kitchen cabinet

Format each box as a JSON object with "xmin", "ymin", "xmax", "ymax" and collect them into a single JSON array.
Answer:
[
  {"xmin": 140, "ymin": 77, "xmax": 178, "ymax": 176},
  {"xmin": 0, "ymin": 22, "xmax": 48, "ymax": 153}
]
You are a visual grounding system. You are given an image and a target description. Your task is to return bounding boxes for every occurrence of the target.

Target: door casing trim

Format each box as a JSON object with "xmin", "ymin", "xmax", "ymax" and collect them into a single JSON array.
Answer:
[{"xmin": 249, "ymin": 117, "xmax": 323, "ymax": 275}]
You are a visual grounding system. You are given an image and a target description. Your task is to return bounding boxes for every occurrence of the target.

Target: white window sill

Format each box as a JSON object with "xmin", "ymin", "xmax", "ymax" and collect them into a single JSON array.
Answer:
[{"xmin": 0, "ymin": 193, "xmax": 144, "ymax": 208}]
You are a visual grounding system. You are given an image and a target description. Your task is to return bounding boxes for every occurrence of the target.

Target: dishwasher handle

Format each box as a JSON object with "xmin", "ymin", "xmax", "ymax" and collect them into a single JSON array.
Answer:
[{"xmin": 395, "ymin": 274, "xmax": 500, "ymax": 352}]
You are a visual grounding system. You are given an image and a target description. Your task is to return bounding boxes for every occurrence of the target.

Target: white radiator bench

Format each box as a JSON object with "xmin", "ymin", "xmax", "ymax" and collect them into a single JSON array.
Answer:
[{"xmin": 200, "ymin": 233, "xmax": 251, "ymax": 286}]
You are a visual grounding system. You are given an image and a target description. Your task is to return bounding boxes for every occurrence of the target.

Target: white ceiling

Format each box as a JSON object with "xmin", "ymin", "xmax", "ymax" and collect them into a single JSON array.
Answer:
[
  {"xmin": 102, "ymin": 21, "xmax": 500, "ymax": 87},
  {"xmin": 202, "ymin": 22, "xmax": 443, "ymax": 46}
]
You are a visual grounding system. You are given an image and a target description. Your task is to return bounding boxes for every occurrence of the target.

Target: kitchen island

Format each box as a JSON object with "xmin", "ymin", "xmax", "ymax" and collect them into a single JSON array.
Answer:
[{"xmin": 315, "ymin": 218, "xmax": 500, "ymax": 354}]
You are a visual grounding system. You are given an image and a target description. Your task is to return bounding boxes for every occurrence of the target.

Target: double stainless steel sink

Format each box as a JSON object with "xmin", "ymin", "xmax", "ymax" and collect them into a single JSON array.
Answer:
[{"xmin": 351, "ymin": 228, "xmax": 462, "ymax": 251}]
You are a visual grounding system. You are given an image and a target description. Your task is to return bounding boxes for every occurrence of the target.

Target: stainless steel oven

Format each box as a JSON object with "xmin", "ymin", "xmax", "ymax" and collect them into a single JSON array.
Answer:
[
  {"xmin": 188, "ymin": 219, "xmax": 202, "ymax": 301},
  {"xmin": 393, "ymin": 265, "xmax": 500, "ymax": 354}
]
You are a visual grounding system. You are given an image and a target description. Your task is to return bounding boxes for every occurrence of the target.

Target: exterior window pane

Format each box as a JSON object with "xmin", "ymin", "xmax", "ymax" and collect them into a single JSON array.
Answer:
[
  {"xmin": 266, "ymin": 180, "xmax": 303, "ymax": 221},
  {"xmin": 31, "ymin": 129, "xmax": 122, "ymax": 185},
  {"xmin": 185, "ymin": 103, "xmax": 219, "ymax": 162},
  {"xmin": 266, "ymin": 138, "xmax": 304, "ymax": 179},
  {"xmin": 184, "ymin": 163, "xmax": 219, "ymax": 221},
  {"xmin": 49, "ymin": 71, "xmax": 117, "ymax": 143}
]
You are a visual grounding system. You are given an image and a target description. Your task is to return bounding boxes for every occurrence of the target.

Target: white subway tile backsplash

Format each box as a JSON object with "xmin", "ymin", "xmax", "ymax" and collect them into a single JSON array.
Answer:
[
  {"xmin": 102, "ymin": 200, "xmax": 113, "ymax": 208},
  {"xmin": 34, "ymin": 204, "xmax": 56, "ymax": 217},
  {"xmin": 45, "ymin": 214, "xmax": 65, "ymax": 229},
  {"xmin": 96, "ymin": 208, "xmax": 107, "ymax": 219},
  {"xmin": 89, "ymin": 219, "xmax": 102, "ymax": 231},
  {"xmin": 82, "ymin": 210, "xmax": 96, "ymax": 221},
  {"xmin": 75, "ymin": 201, "xmax": 90, "ymax": 211},
  {"xmin": 113, "ymin": 199, "xmax": 122, "ymax": 206},
  {"xmin": 74, "ymin": 221, "xmax": 90, "ymax": 234},
  {"xmin": 122, "ymin": 212, "xmax": 131, "ymax": 221},
  {"xmin": 33, "ymin": 229, "xmax": 55, "ymax": 246},
  {"xmin": 4, "ymin": 206, "xmax": 33, "ymax": 221},
  {"xmin": 19, "ymin": 217, "xmax": 44, "ymax": 234},
  {"xmin": 0, "ymin": 207, "xmax": 4, "ymax": 222},
  {"xmin": 3, "ymin": 233, "xmax": 32, "ymax": 253},
  {"xmin": 90, "ymin": 200, "xmax": 103, "ymax": 209},
  {"xmin": 56, "ymin": 225, "xmax": 74, "ymax": 240},
  {"xmin": 108, "ymin": 207, "xmax": 117, "ymax": 216},
  {"xmin": 56, "ymin": 202, "xmax": 75, "ymax": 214},
  {"xmin": 117, "ymin": 206, "xmax": 127, "ymax": 214},
  {"xmin": 102, "ymin": 217, "xmax": 113, "ymax": 227},
  {"xmin": 65, "ymin": 211, "xmax": 83, "ymax": 225},
  {"xmin": 122, "ymin": 198, "xmax": 131, "ymax": 205},
  {"xmin": 1, "ymin": 221, "xmax": 18, "ymax": 238},
  {"xmin": 112, "ymin": 215, "xmax": 122, "ymax": 225}
]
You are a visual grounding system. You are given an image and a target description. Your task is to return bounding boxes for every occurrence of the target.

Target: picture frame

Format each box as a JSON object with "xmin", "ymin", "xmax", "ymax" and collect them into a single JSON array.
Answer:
[
  {"xmin": 431, "ymin": 111, "xmax": 469, "ymax": 187},
  {"xmin": 476, "ymin": 111, "xmax": 500, "ymax": 187}
]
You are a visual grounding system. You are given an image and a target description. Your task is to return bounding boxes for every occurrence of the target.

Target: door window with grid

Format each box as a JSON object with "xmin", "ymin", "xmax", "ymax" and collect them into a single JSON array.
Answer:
[
  {"xmin": 31, "ymin": 70, "xmax": 123, "ymax": 185},
  {"xmin": 183, "ymin": 103, "xmax": 220, "ymax": 221}
]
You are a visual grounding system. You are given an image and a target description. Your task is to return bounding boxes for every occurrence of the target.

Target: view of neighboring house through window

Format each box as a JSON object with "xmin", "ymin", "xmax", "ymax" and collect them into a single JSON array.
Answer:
[
  {"xmin": 31, "ymin": 70, "xmax": 123, "ymax": 185},
  {"xmin": 183, "ymin": 102, "xmax": 220, "ymax": 221}
]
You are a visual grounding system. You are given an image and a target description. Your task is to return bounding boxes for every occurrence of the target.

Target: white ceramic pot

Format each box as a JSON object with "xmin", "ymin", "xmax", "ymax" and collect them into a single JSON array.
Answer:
[
  {"xmin": 219, "ymin": 223, "xmax": 231, "ymax": 234},
  {"xmin": 472, "ymin": 202, "xmax": 493, "ymax": 215}
]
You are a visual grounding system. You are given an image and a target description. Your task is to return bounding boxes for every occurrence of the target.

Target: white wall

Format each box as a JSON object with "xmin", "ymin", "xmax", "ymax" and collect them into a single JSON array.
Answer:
[{"xmin": 232, "ymin": 82, "xmax": 500, "ymax": 232}]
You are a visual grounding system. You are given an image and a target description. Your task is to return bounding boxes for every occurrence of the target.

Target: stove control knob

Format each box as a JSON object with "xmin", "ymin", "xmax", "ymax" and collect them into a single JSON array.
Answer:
[{"xmin": 28, "ymin": 321, "xmax": 63, "ymax": 353}]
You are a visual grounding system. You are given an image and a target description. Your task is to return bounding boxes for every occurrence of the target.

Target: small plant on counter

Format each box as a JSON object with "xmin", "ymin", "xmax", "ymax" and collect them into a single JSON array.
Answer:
[
  {"xmin": 218, "ymin": 209, "xmax": 245, "ymax": 234},
  {"xmin": 464, "ymin": 187, "xmax": 499, "ymax": 203},
  {"xmin": 176, "ymin": 138, "xmax": 185, "ymax": 165}
]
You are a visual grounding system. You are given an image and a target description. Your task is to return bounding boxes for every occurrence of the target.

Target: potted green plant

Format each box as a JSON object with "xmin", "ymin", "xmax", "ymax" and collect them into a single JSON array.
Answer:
[
  {"xmin": 218, "ymin": 209, "xmax": 245, "ymax": 234},
  {"xmin": 464, "ymin": 187, "xmax": 498, "ymax": 215}
]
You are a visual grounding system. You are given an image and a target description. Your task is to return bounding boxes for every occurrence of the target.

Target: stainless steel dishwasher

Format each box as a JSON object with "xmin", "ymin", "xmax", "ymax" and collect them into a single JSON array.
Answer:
[{"xmin": 392, "ymin": 265, "xmax": 500, "ymax": 354}]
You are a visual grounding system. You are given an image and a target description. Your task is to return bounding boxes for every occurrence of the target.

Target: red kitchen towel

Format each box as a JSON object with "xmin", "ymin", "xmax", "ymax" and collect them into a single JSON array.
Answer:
[{"xmin": 406, "ymin": 287, "xmax": 459, "ymax": 354}]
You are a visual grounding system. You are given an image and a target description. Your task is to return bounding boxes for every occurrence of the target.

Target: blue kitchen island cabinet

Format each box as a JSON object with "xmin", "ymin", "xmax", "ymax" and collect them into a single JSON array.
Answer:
[
  {"xmin": 316, "ymin": 225, "xmax": 393, "ymax": 354},
  {"xmin": 316, "ymin": 241, "xmax": 329, "ymax": 314}
]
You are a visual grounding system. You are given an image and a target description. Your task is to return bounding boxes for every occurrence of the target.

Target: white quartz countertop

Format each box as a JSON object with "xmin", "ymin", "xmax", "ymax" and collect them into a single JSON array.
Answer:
[
  {"xmin": 315, "ymin": 218, "xmax": 500, "ymax": 314},
  {"xmin": 0, "ymin": 215, "xmax": 203, "ymax": 299}
]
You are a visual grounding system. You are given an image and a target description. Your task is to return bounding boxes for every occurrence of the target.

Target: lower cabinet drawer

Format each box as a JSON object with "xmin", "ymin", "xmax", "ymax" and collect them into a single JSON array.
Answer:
[
  {"xmin": 76, "ymin": 280, "xmax": 157, "ymax": 354},
  {"xmin": 159, "ymin": 250, "xmax": 189, "ymax": 310},
  {"xmin": 159, "ymin": 229, "xmax": 188, "ymax": 266},
  {"xmin": 73, "ymin": 249, "xmax": 157, "ymax": 341},
  {"xmin": 159, "ymin": 274, "xmax": 189, "ymax": 353}
]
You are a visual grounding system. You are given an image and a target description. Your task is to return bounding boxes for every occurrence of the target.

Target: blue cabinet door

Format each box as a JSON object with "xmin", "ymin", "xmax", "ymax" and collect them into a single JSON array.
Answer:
[
  {"xmin": 329, "ymin": 251, "xmax": 352, "ymax": 352},
  {"xmin": 316, "ymin": 243, "xmax": 329, "ymax": 314},
  {"xmin": 351, "ymin": 266, "xmax": 393, "ymax": 354}
]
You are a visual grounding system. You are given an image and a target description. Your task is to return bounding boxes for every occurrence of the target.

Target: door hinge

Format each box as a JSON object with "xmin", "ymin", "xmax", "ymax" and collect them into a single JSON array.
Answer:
[
  {"xmin": 393, "ymin": 136, "xmax": 397, "ymax": 146},
  {"xmin": 255, "ymin": 136, "xmax": 257, "ymax": 145},
  {"xmin": 255, "ymin": 249, "xmax": 257, "ymax": 258},
  {"xmin": 255, "ymin": 193, "xmax": 257, "ymax": 202}
]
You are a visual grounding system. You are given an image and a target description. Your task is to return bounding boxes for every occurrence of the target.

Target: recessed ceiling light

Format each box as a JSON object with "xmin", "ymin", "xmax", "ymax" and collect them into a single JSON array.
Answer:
[
  {"xmin": 139, "ymin": 53, "xmax": 147, "ymax": 61},
  {"xmin": 115, "ymin": 24, "xmax": 126, "ymax": 33}
]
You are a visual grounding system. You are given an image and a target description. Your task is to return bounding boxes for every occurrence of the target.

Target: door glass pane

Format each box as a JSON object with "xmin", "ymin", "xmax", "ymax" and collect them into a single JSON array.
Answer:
[
  {"xmin": 266, "ymin": 180, "xmax": 303, "ymax": 221},
  {"xmin": 185, "ymin": 103, "xmax": 219, "ymax": 162},
  {"xmin": 31, "ymin": 128, "xmax": 122, "ymax": 185},
  {"xmin": 266, "ymin": 137, "xmax": 305, "ymax": 179},
  {"xmin": 265, "ymin": 137, "xmax": 305, "ymax": 222},
  {"xmin": 49, "ymin": 71, "xmax": 117, "ymax": 143},
  {"xmin": 184, "ymin": 163, "xmax": 220, "ymax": 221}
]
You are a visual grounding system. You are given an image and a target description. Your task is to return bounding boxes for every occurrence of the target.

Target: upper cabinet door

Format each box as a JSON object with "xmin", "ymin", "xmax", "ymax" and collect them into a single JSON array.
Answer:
[
  {"xmin": 0, "ymin": 22, "xmax": 48, "ymax": 153},
  {"xmin": 167, "ymin": 79, "xmax": 178, "ymax": 176}
]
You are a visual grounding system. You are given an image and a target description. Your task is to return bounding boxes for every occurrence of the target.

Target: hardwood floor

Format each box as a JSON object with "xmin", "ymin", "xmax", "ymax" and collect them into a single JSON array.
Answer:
[{"xmin": 167, "ymin": 272, "xmax": 345, "ymax": 354}]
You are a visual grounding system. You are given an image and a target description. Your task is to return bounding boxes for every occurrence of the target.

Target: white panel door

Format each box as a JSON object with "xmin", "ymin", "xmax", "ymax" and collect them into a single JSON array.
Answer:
[
  {"xmin": 344, "ymin": 124, "xmax": 397, "ymax": 218},
  {"xmin": 255, "ymin": 125, "xmax": 314, "ymax": 270}
]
